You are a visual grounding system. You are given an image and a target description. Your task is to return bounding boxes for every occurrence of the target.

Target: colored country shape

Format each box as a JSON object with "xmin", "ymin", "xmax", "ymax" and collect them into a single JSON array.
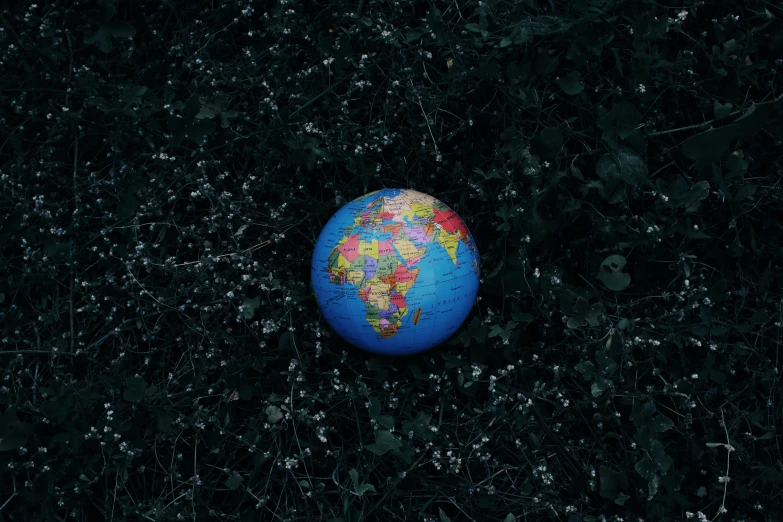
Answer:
[
  {"xmin": 403, "ymin": 225, "xmax": 430, "ymax": 246},
  {"xmin": 363, "ymin": 256, "xmax": 378, "ymax": 280},
  {"xmin": 393, "ymin": 234, "xmax": 424, "ymax": 266},
  {"xmin": 378, "ymin": 240, "xmax": 394, "ymax": 257},
  {"xmin": 393, "ymin": 264, "xmax": 419, "ymax": 286},
  {"xmin": 337, "ymin": 234, "xmax": 361, "ymax": 262},
  {"xmin": 436, "ymin": 229, "xmax": 461, "ymax": 266},
  {"xmin": 433, "ymin": 207, "xmax": 470, "ymax": 241},
  {"xmin": 359, "ymin": 239, "xmax": 379, "ymax": 259},
  {"xmin": 390, "ymin": 292, "xmax": 407, "ymax": 309}
]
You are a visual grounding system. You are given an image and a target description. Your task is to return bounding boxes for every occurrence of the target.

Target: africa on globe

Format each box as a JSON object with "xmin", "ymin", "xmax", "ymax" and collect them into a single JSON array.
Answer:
[{"xmin": 311, "ymin": 188, "xmax": 480, "ymax": 356}]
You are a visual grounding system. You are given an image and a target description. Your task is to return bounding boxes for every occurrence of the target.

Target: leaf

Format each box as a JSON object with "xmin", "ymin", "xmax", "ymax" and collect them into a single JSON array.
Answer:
[
  {"xmin": 120, "ymin": 85, "xmax": 147, "ymax": 107},
  {"xmin": 556, "ymin": 71, "xmax": 584, "ymax": 95},
  {"xmin": 375, "ymin": 415, "xmax": 395, "ymax": 430},
  {"xmin": 504, "ymin": 515, "xmax": 515, "ymax": 522},
  {"xmin": 651, "ymin": 414, "xmax": 674, "ymax": 432},
  {"xmin": 596, "ymin": 147, "xmax": 648, "ymax": 187},
  {"xmin": 366, "ymin": 430, "xmax": 403, "ymax": 455},
  {"xmin": 598, "ymin": 101, "xmax": 642, "ymax": 139},
  {"xmin": 348, "ymin": 468, "xmax": 377, "ymax": 496},
  {"xmin": 734, "ymin": 102, "xmax": 775, "ymax": 145},
  {"xmin": 265, "ymin": 405, "xmax": 283, "ymax": 423},
  {"xmin": 598, "ymin": 255, "xmax": 631, "ymax": 291},
  {"xmin": 465, "ymin": 23, "xmax": 482, "ymax": 32},
  {"xmin": 0, "ymin": 427, "xmax": 29, "ymax": 451},
  {"xmin": 500, "ymin": 36, "xmax": 513, "ymax": 48},
  {"xmin": 567, "ymin": 316, "xmax": 586, "ymax": 329},
  {"xmin": 485, "ymin": 259, "xmax": 504, "ymax": 279},
  {"xmin": 225, "ymin": 472, "xmax": 244, "ymax": 490},
  {"xmin": 714, "ymin": 101, "xmax": 733, "ymax": 121},
  {"xmin": 599, "ymin": 465, "xmax": 628, "ymax": 500},
  {"xmin": 124, "ymin": 376, "xmax": 148, "ymax": 402},
  {"xmin": 634, "ymin": 456, "xmax": 656, "ymax": 479},
  {"xmin": 678, "ymin": 181, "xmax": 711, "ymax": 212},
  {"xmin": 242, "ymin": 296, "xmax": 261, "ymax": 320},
  {"xmin": 574, "ymin": 360, "xmax": 597, "ymax": 380},
  {"xmin": 651, "ymin": 439, "xmax": 672, "ymax": 471},
  {"xmin": 82, "ymin": 5, "xmax": 136, "ymax": 54},
  {"xmin": 681, "ymin": 125, "xmax": 739, "ymax": 165},
  {"xmin": 591, "ymin": 378, "xmax": 611, "ymax": 397},
  {"xmin": 648, "ymin": 474, "xmax": 660, "ymax": 497},
  {"xmin": 439, "ymin": 508, "xmax": 452, "ymax": 522}
]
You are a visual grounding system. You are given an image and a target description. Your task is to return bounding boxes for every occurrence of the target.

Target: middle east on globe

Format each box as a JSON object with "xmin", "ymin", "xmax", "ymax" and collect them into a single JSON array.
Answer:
[{"xmin": 311, "ymin": 188, "xmax": 480, "ymax": 356}]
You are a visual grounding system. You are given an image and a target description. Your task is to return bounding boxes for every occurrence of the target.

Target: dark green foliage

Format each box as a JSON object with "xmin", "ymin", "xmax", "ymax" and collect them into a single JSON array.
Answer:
[{"xmin": 1, "ymin": 0, "xmax": 783, "ymax": 521}]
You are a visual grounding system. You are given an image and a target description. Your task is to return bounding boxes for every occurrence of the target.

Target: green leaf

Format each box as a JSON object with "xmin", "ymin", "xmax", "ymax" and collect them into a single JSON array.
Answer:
[
  {"xmin": 124, "ymin": 376, "xmax": 148, "ymax": 402},
  {"xmin": 567, "ymin": 316, "xmax": 586, "ymax": 329},
  {"xmin": 348, "ymin": 468, "xmax": 377, "ymax": 496},
  {"xmin": 439, "ymin": 508, "xmax": 452, "ymax": 522},
  {"xmin": 485, "ymin": 259, "xmax": 504, "ymax": 279},
  {"xmin": 504, "ymin": 515, "xmax": 515, "ymax": 522},
  {"xmin": 681, "ymin": 125, "xmax": 739, "ymax": 165},
  {"xmin": 648, "ymin": 474, "xmax": 660, "ymax": 497},
  {"xmin": 242, "ymin": 296, "xmax": 261, "ymax": 320},
  {"xmin": 366, "ymin": 430, "xmax": 403, "ymax": 455},
  {"xmin": 225, "ymin": 472, "xmax": 244, "ymax": 490},
  {"xmin": 734, "ymin": 102, "xmax": 775, "ymax": 145},
  {"xmin": 0, "ymin": 427, "xmax": 29, "ymax": 451},
  {"xmin": 574, "ymin": 360, "xmax": 597, "ymax": 380},
  {"xmin": 598, "ymin": 101, "xmax": 642, "ymax": 139},
  {"xmin": 500, "ymin": 36, "xmax": 513, "ymax": 47},
  {"xmin": 591, "ymin": 378, "xmax": 611, "ymax": 397},
  {"xmin": 634, "ymin": 456, "xmax": 656, "ymax": 479},
  {"xmin": 714, "ymin": 101, "xmax": 733, "ymax": 121},
  {"xmin": 651, "ymin": 414, "xmax": 674, "ymax": 432},
  {"xmin": 595, "ymin": 147, "xmax": 648, "ymax": 187},
  {"xmin": 614, "ymin": 492, "xmax": 630, "ymax": 506},
  {"xmin": 465, "ymin": 23, "xmax": 482, "ymax": 32},
  {"xmin": 677, "ymin": 181, "xmax": 711, "ymax": 212},
  {"xmin": 556, "ymin": 71, "xmax": 584, "ymax": 95},
  {"xmin": 375, "ymin": 415, "xmax": 395, "ymax": 430},
  {"xmin": 651, "ymin": 439, "xmax": 672, "ymax": 471},
  {"xmin": 598, "ymin": 255, "xmax": 631, "ymax": 291},
  {"xmin": 265, "ymin": 405, "xmax": 283, "ymax": 423},
  {"xmin": 599, "ymin": 465, "xmax": 628, "ymax": 500}
]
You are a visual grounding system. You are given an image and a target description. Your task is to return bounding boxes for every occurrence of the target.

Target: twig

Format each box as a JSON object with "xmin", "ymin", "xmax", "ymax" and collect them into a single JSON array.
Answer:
[
  {"xmin": 70, "ymin": 136, "xmax": 79, "ymax": 353},
  {"xmin": 0, "ymin": 476, "xmax": 17, "ymax": 511},
  {"xmin": 648, "ymin": 93, "xmax": 782, "ymax": 137},
  {"xmin": 409, "ymin": 79, "xmax": 439, "ymax": 156},
  {"xmin": 711, "ymin": 408, "xmax": 732, "ymax": 521},
  {"xmin": 172, "ymin": 240, "xmax": 271, "ymax": 267},
  {"xmin": 0, "ymin": 350, "xmax": 75, "ymax": 356},
  {"xmin": 33, "ymin": 360, "xmax": 40, "ymax": 407}
]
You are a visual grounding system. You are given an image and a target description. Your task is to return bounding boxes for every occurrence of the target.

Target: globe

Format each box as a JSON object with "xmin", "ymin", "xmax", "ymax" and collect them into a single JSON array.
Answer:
[{"xmin": 311, "ymin": 188, "xmax": 480, "ymax": 356}]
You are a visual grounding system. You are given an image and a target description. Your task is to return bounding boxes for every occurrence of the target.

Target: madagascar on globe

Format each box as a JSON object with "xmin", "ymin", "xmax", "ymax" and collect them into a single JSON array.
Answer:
[{"xmin": 311, "ymin": 188, "xmax": 480, "ymax": 356}]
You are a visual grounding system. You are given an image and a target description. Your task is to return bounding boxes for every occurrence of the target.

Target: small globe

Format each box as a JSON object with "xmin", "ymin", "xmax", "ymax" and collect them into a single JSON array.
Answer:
[{"xmin": 311, "ymin": 188, "xmax": 480, "ymax": 356}]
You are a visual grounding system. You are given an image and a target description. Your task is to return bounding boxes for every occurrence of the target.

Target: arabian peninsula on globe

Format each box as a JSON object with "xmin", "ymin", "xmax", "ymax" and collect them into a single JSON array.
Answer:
[{"xmin": 311, "ymin": 188, "xmax": 480, "ymax": 356}]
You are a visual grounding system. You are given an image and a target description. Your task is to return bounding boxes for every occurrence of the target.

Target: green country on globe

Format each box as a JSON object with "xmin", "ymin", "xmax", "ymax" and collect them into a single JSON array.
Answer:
[{"xmin": 311, "ymin": 188, "xmax": 480, "ymax": 355}]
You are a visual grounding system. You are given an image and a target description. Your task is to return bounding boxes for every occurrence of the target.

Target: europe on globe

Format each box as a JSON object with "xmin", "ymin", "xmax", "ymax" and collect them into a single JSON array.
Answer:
[{"xmin": 311, "ymin": 188, "xmax": 480, "ymax": 356}]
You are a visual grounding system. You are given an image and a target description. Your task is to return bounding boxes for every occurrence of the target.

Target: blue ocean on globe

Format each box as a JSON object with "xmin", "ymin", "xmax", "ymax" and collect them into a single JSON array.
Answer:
[{"xmin": 310, "ymin": 188, "xmax": 480, "ymax": 356}]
